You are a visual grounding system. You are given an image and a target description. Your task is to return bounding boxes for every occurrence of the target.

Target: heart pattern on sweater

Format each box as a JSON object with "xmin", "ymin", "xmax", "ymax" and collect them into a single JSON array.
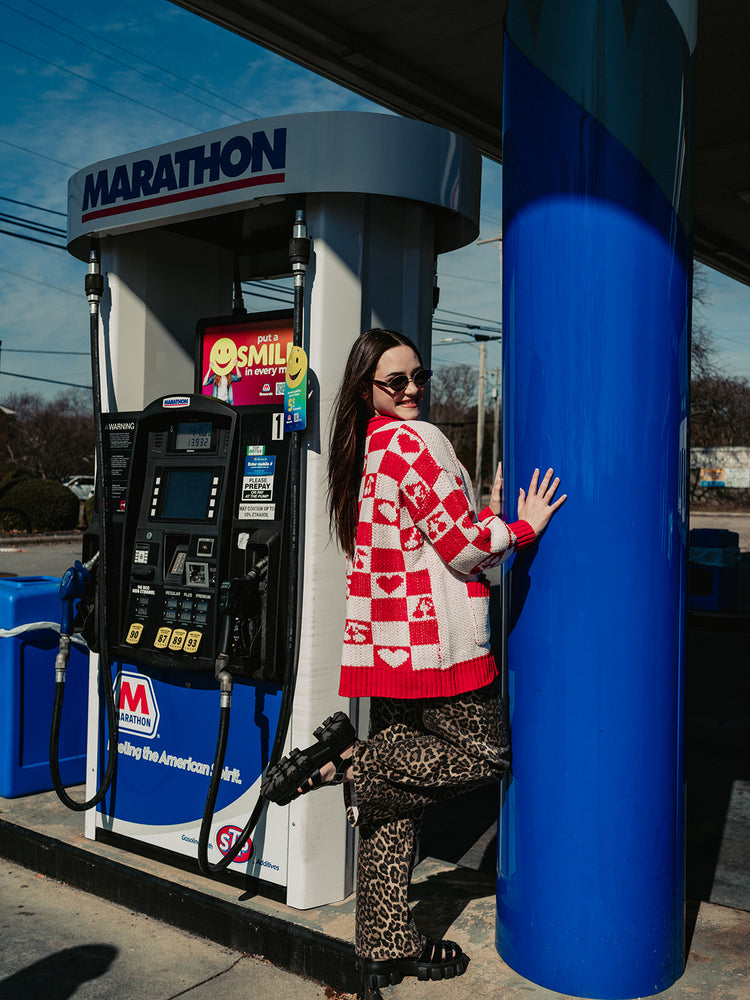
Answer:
[
  {"xmin": 376, "ymin": 574, "xmax": 403, "ymax": 595},
  {"xmin": 399, "ymin": 432, "xmax": 421, "ymax": 454},
  {"xmin": 378, "ymin": 648, "xmax": 409, "ymax": 668},
  {"xmin": 375, "ymin": 500, "xmax": 398, "ymax": 522}
]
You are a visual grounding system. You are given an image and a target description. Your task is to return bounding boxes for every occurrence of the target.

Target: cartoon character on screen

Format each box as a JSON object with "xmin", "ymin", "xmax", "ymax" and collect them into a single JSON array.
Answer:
[{"xmin": 203, "ymin": 337, "xmax": 242, "ymax": 404}]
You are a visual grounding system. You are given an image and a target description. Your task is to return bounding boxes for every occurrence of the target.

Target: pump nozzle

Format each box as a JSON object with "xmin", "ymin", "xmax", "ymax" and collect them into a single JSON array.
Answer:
[{"xmin": 59, "ymin": 560, "xmax": 94, "ymax": 638}]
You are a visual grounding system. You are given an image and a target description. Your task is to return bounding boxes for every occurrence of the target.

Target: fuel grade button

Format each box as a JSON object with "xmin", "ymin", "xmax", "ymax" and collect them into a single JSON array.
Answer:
[
  {"xmin": 184, "ymin": 631, "xmax": 202, "ymax": 654},
  {"xmin": 168, "ymin": 628, "xmax": 187, "ymax": 651},
  {"xmin": 125, "ymin": 623, "xmax": 144, "ymax": 645},
  {"xmin": 154, "ymin": 627, "xmax": 172, "ymax": 649}
]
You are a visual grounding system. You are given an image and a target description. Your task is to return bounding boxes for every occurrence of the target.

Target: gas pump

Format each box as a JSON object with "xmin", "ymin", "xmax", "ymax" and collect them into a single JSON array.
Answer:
[
  {"xmin": 111, "ymin": 391, "xmax": 291, "ymax": 682},
  {"xmin": 54, "ymin": 228, "xmax": 308, "ymax": 877},
  {"xmin": 106, "ymin": 386, "xmax": 296, "ymax": 875},
  {"xmin": 59, "ymin": 111, "xmax": 481, "ymax": 908}
]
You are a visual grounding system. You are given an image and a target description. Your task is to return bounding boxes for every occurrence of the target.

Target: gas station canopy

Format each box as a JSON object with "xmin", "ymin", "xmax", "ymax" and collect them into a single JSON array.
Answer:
[{"xmin": 170, "ymin": 0, "xmax": 750, "ymax": 287}]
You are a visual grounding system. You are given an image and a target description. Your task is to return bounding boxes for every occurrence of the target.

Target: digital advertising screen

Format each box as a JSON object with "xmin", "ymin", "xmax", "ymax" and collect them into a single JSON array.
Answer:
[{"xmin": 195, "ymin": 309, "xmax": 293, "ymax": 408}]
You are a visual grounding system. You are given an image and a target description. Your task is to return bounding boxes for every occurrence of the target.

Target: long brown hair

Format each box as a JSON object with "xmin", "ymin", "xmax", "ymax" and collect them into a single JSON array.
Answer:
[{"xmin": 327, "ymin": 328, "xmax": 423, "ymax": 558}]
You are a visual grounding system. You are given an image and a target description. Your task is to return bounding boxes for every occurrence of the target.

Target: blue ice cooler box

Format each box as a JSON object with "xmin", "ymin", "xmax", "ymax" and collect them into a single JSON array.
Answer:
[{"xmin": 0, "ymin": 576, "xmax": 89, "ymax": 798}]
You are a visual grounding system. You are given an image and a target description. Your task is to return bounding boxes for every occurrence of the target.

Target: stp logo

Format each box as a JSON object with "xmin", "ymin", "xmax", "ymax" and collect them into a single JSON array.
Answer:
[
  {"xmin": 115, "ymin": 670, "xmax": 160, "ymax": 737},
  {"xmin": 216, "ymin": 825, "xmax": 253, "ymax": 863}
]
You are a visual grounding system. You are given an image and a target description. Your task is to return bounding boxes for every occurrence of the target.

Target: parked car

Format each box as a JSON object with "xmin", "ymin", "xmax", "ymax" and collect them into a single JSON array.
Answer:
[{"xmin": 63, "ymin": 475, "xmax": 95, "ymax": 501}]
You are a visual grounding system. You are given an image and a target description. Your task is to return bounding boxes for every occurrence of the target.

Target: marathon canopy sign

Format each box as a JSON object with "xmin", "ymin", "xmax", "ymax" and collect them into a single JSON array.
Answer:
[
  {"xmin": 67, "ymin": 111, "xmax": 481, "ymax": 258},
  {"xmin": 81, "ymin": 128, "xmax": 286, "ymax": 221}
]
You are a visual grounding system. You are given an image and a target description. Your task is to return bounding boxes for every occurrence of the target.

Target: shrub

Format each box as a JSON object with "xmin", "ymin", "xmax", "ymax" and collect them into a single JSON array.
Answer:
[
  {"xmin": 0, "ymin": 478, "xmax": 80, "ymax": 532},
  {"xmin": 0, "ymin": 468, "xmax": 35, "ymax": 498}
]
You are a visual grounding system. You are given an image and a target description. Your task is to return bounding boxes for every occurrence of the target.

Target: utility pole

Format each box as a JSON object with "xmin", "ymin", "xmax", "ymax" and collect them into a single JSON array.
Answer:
[
  {"xmin": 474, "ymin": 229, "xmax": 502, "ymax": 500},
  {"xmin": 474, "ymin": 340, "xmax": 487, "ymax": 499},
  {"xmin": 435, "ymin": 330, "xmax": 501, "ymax": 502},
  {"xmin": 491, "ymin": 366, "xmax": 501, "ymax": 474}
]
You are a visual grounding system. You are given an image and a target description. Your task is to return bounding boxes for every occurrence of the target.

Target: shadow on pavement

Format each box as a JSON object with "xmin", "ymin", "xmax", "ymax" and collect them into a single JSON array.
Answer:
[{"xmin": 0, "ymin": 945, "xmax": 117, "ymax": 1000}]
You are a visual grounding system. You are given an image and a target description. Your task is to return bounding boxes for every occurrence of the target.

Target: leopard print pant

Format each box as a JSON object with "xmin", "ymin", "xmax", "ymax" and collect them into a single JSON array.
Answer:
[{"xmin": 344, "ymin": 680, "xmax": 510, "ymax": 960}]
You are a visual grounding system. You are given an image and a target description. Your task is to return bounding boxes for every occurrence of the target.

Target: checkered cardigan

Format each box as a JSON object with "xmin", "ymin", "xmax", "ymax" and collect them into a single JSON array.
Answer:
[{"xmin": 339, "ymin": 415, "xmax": 535, "ymax": 699}]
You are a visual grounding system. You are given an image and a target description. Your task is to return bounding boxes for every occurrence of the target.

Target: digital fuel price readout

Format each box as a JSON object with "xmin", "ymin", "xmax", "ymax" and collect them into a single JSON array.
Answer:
[{"xmin": 175, "ymin": 421, "xmax": 212, "ymax": 451}]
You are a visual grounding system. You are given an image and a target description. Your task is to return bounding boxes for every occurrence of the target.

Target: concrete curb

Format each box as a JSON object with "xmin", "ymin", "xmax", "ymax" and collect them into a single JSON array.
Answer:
[{"xmin": 0, "ymin": 533, "xmax": 83, "ymax": 547}]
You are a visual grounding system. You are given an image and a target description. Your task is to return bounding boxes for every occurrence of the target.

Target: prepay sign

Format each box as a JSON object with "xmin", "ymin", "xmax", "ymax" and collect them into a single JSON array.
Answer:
[{"xmin": 196, "ymin": 311, "xmax": 292, "ymax": 408}]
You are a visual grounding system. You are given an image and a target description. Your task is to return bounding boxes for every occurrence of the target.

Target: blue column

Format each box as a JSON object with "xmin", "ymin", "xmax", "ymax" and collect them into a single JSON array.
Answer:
[{"xmin": 498, "ymin": 3, "xmax": 695, "ymax": 998}]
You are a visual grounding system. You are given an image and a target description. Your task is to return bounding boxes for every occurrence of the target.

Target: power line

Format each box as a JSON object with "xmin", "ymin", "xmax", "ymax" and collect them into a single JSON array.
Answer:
[
  {"xmin": 24, "ymin": 0, "xmax": 265, "ymax": 121},
  {"xmin": 3, "ymin": 348, "xmax": 89, "ymax": 355},
  {"xmin": 0, "ymin": 195, "xmax": 66, "ymax": 217},
  {"xmin": 242, "ymin": 281, "xmax": 295, "ymax": 306},
  {"xmin": 439, "ymin": 271, "xmax": 500, "ymax": 286},
  {"xmin": 0, "ymin": 38, "xmax": 203, "ymax": 132},
  {"xmin": 0, "ymin": 369, "xmax": 90, "ymax": 389},
  {"xmin": 0, "ymin": 0, "xmax": 248, "ymax": 125},
  {"xmin": 242, "ymin": 290, "xmax": 296, "ymax": 306},
  {"xmin": 435, "ymin": 315, "xmax": 501, "ymax": 329},
  {"xmin": 0, "ymin": 212, "xmax": 66, "ymax": 238},
  {"xmin": 251, "ymin": 280, "xmax": 293, "ymax": 292},
  {"xmin": 0, "ymin": 265, "xmax": 79, "ymax": 298},
  {"xmin": 0, "ymin": 228, "xmax": 65, "ymax": 250},
  {"xmin": 245, "ymin": 282, "xmax": 502, "ymax": 333},
  {"xmin": 0, "ymin": 138, "xmax": 76, "ymax": 169},
  {"xmin": 435, "ymin": 306, "xmax": 502, "ymax": 325},
  {"xmin": 433, "ymin": 324, "xmax": 502, "ymax": 338}
]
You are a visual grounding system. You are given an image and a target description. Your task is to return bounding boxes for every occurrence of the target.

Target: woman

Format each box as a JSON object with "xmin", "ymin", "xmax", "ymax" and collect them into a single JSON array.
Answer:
[{"xmin": 262, "ymin": 328, "xmax": 566, "ymax": 989}]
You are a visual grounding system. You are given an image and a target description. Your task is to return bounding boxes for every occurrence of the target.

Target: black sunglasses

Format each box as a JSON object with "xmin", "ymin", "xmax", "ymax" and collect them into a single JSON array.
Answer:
[{"xmin": 371, "ymin": 368, "xmax": 433, "ymax": 392}]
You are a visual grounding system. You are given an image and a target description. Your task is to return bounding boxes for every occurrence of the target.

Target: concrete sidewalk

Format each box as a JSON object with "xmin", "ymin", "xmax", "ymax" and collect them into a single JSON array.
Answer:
[
  {"xmin": 0, "ymin": 858, "xmax": 346, "ymax": 1000},
  {"xmin": 1, "ymin": 511, "xmax": 748, "ymax": 1000}
]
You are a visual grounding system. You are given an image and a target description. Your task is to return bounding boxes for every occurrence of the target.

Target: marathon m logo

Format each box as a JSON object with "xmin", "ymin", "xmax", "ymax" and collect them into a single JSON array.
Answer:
[
  {"xmin": 81, "ymin": 127, "xmax": 287, "ymax": 222},
  {"xmin": 116, "ymin": 670, "xmax": 160, "ymax": 738}
]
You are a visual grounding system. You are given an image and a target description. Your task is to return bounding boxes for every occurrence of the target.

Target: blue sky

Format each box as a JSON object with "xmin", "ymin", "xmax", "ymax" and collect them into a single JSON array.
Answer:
[{"xmin": 0, "ymin": 0, "xmax": 746, "ymax": 402}]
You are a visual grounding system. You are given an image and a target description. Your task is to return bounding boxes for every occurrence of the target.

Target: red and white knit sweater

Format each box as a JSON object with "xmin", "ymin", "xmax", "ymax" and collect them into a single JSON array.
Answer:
[{"xmin": 338, "ymin": 415, "xmax": 536, "ymax": 699}]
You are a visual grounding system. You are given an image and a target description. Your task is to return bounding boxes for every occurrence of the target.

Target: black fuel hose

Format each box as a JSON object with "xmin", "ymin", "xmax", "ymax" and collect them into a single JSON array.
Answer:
[
  {"xmin": 48, "ymin": 642, "xmax": 118, "ymax": 811},
  {"xmin": 197, "ymin": 702, "xmax": 233, "ymax": 873},
  {"xmin": 50, "ymin": 242, "xmax": 118, "ymax": 811},
  {"xmin": 196, "ymin": 210, "xmax": 310, "ymax": 876}
]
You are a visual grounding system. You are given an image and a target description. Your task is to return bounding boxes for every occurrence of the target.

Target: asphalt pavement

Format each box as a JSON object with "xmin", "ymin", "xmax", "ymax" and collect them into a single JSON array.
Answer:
[{"xmin": 0, "ymin": 534, "xmax": 84, "ymax": 579}]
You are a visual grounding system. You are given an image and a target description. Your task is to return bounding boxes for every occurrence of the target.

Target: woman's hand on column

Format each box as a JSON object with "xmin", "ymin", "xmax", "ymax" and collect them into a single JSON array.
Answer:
[
  {"xmin": 488, "ymin": 462, "xmax": 504, "ymax": 516},
  {"xmin": 517, "ymin": 468, "xmax": 567, "ymax": 538}
]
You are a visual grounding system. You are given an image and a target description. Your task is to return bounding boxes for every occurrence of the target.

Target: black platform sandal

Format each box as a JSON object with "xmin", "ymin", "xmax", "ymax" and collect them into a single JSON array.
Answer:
[
  {"xmin": 362, "ymin": 939, "xmax": 469, "ymax": 988},
  {"xmin": 260, "ymin": 711, "xmax": 356, "ymax": 806}
]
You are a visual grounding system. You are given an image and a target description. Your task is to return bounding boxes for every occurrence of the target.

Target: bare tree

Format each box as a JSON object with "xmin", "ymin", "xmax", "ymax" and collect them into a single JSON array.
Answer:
[
  {"xmin": 688, "ymin": 261, "xmax": 750, "ymax": 448},
  {"xmin": 2, "ymin": 391, "xmax": 94, "ymax": 481},
  {"xmin": 429, "ymin": 364, "xmax": 499, "ymax": 489},
  {"xmin": 691, "ymin": 262, "xmax": 717, "ymax": 381},
  {"xmin": 690, "ymin": 375, "xmax": 750, "ymax": 447}
]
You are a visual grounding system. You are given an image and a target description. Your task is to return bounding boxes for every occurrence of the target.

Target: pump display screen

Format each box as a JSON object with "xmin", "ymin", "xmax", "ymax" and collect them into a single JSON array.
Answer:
[
  {"xmin": 159, "ymin": 468, "xmax": 214, "ymax": 520},
  {"xmin": 175, "ymin": 421, "xmax": 212, "ymax": 451}
]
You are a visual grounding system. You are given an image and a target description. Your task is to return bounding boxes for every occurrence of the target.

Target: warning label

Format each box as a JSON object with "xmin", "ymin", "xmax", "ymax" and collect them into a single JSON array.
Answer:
[{"xmin": 238, "ymin": 502, "xmax": 276, "ymax": 521}]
